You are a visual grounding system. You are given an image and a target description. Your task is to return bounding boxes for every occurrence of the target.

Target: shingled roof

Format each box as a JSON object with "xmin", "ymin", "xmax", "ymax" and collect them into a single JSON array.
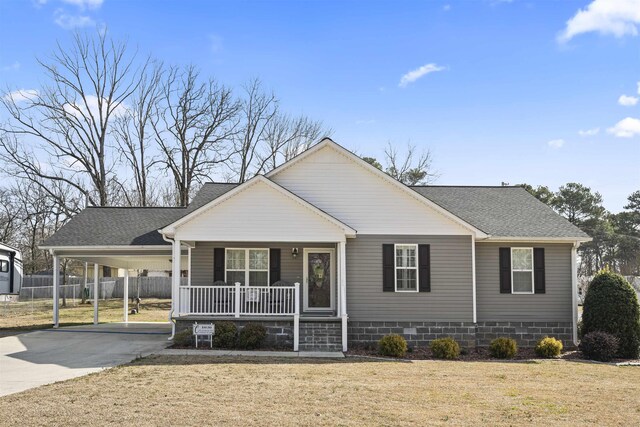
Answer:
[
  {"xmin": 410, "ymin": 186, "xmax": 589, "ymax": 239},
  {"xmin": 42, "ymin": 182, "xmax": 588, "ymax": 248}
]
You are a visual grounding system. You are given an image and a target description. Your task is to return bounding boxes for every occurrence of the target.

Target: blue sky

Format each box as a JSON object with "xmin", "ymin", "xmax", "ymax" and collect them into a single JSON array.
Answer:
[{"xmin": 0, "ymin": 0, "xmax": 638, "ymax": 211}]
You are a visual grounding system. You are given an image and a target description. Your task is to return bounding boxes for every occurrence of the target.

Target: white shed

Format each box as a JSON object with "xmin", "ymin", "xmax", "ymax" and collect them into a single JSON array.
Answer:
[{"xmin": 0, "ymin": 242, "xmax": 23, "ymax": 297}]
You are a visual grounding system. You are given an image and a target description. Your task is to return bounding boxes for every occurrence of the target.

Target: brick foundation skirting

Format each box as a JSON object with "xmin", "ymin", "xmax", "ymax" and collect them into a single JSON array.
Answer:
[
  {"xmin": 176, "ymin": 319, "xmax": 573, "ymax": 350},
  {"xmin": 348, "ymin": 321, "xmax": 573, "ymax": 349}
]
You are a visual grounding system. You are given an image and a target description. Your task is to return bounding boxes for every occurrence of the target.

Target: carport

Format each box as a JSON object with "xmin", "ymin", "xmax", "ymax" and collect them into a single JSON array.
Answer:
[
  {"xmin": 43, "ymin": 246, "xmax": 188, "ymax": 327},
  {"xmin": 38, "ymin": 206, "xmax": 194, "ymax": 329}
]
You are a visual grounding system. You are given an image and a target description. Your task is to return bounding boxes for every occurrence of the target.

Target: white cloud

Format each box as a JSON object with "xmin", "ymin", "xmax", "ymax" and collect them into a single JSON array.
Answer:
[
  {"xmin": 608, "ymin": 117, "xmax": 640, "ymax": 137},
  {"xmin": 61, "ymin": 0, "xmax": 104, "ymax": 9},
  {"xmin": 558, "ymin": 0, "xmax": 640, "ymax": 43},
  {"xmin": 619, "ymin": 94, "xmax": 639, "ymax": 106},
  {"xmin": 578, "ymin": 127, "xmax": 600, "ymax": 136},
  {"xmin": 2, "ymin": 89, "xmax": 38, "ymax": 104},
  {"xmin": 54, "ymin": 10, "xmax": 95, "ymax": 29},
  {"xmin": 399, "ymin": 63, "xmax": 446, "ymax": 88},
  {"xmin": 1, "ymin": 61, "xmax": 20, "ymax": 71},
  {"xmin": 547, "ymin": 138, "xmax": 566, "ymax": 149},
  {"xmin": 63, "ymin": 95, "xmax": 129, "ymax": 120}
]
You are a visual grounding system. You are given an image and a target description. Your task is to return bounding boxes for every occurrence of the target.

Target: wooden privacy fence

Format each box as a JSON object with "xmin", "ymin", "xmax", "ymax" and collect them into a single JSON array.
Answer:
[{"xmin": 20, "ymin": 276, "xmax": 186, "ymax": 300}]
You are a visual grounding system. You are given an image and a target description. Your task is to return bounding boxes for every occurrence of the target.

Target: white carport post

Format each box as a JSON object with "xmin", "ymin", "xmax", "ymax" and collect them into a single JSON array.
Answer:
[
  {"xmin": 338, "ymin": 240, "xmax": 348, "ymax": 352},
  {"xmin": 123, "ymin": 269, "xmax": 129, "ymax": 323},
  {"xmin": 93, "ymin": 263, "xmax": 99, "ymax": 325},
  {"xmin": 171, "ymin": 239, "xmax": 181, "ymax": 331},
  {"xmin": 52, "ymin": 254, "xmax": 60, "ymax": 328}
]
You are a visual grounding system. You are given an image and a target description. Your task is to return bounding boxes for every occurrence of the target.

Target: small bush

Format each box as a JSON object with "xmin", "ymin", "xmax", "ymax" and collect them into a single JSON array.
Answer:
[
  {"xmin": 213, "ymin": 321, "xmax": 237, "ymax": 348},
  {"xmin": 535, "ymin": 337, "xmax": 563, "ymax": 358},
  {"xmin": 378, "ymin": 334, "xmax": 408, "ymax": 357},
  {"xmin": 173, "ymin": 329, "xmax": 193, "ymax": 347},
  {"xmin": 430, "ymin": 337, "xmax": 461, "ymax": 360},
  {"xmin": 237, "ymin": 323, "xmax": 267, "ymax": 349},
  {"xmin": 580, "ymin": 331, "xmax": 620, "ymax": 362},
  {"xmin": 582, "ymin": 270, "xmax": 640, "ymax": 359},
  {"xmin": 489, "ymin": 337, "xmax": 518, "ymax": 359}
]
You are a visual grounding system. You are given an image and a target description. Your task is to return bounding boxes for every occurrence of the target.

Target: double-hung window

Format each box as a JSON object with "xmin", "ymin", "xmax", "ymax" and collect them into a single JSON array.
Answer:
[
  {"xmin": 395, "ymin": 244, "xmax": 418, "ymax": 292},
  {"xmin": 225, "ymin": 249, "xmax": 269, "ymax": 286},
  {"xmin": 511, "ymin": 247, "xmax": 534, "ymax": 294}
]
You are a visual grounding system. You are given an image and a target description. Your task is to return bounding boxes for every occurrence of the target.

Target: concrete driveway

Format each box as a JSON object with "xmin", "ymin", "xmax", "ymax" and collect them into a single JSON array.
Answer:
[{"xmin": 0, "ymin": 322, "xmax": 171, "ymax": 397}]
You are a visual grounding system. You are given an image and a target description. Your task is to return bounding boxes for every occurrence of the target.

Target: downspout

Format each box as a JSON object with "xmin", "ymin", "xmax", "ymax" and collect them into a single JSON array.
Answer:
[
  {"xmin": 162, "ymin": 233, "xmax": 177, "ymax": 340},
  {"xmin": 471, "ymin": 234, "xmax": 477, "ymax": 324}
]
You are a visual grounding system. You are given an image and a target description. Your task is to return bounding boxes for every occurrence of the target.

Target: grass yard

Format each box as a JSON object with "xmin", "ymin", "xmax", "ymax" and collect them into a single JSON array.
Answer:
[
  {"xmin": 1, "ymin": 355, "xmax": 638, "ymax": 426},
  {"xmin": 0, "ymin": 298, "xmax": 170, "ymax": 337}
]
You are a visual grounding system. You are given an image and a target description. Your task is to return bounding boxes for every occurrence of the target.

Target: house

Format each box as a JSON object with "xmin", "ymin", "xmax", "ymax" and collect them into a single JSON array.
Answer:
[{"xmin": 41, "ymin": 138, "xmax": 591, "ymax": 351}]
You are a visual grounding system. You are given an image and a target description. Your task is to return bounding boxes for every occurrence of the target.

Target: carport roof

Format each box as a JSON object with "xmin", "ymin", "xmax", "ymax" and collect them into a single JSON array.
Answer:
[{"xmin": 41, "ymin": 183, "xmax": 237, "ymax": 248}]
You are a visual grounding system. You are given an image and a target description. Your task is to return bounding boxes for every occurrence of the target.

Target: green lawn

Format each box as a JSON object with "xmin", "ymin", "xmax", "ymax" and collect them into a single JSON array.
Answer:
[{"xmin": 0, "ymin": 298, "xmax": 170, "ymax": 337}]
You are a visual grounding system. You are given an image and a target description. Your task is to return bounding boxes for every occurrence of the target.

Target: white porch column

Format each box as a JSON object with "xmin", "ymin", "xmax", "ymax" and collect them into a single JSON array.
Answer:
[
  {"xmin": 293, "ymin": 282, "xmax": 300, "ymax": 351},
  {"xmin": 84, "ymin": 262, "xmax": 88, "ymax": 295},
  {"xmin": 52, "ymin": 254, "xmax": 60, "ymax": 328},
  {"xmin": 93, "ymin": 263, "xmax": 99, "ymax": 325},
  {"xmin": 571, "ymin": 243, "xmax": 579, "ymax": 346},
  {"xmin": 338, "ymin": 240, "xmax": 348, "ymax": 352},
  {"xmin": 171, "ymin": 239, "xmax": 181, "ymax": 319},
  {"xmin": 123, "ymin": 269, "xmax": 129, "ymax": 323},
  {"xmin": 471, "ymin": 234, "xmax": 477, "ymax": 324}
]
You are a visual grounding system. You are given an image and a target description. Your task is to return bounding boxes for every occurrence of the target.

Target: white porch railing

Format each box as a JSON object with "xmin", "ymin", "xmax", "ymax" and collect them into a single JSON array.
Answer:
[{"xmin": 178, "ymin": 282, "xmax": 300, "ymax": 317}]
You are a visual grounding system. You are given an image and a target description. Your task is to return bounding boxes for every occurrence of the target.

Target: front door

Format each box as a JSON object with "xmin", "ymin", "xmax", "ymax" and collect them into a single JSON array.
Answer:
[{"xmin": 303, "ymin": 249, "xmax": 335, "ymax": 312}]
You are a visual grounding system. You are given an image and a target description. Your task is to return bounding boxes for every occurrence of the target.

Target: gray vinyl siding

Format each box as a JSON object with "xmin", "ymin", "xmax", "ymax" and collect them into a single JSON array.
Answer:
[
  {"xmin": 190, "ymin": 242, "xmax": 335, "ymax": 286},
  {"xmin": 346, "ymin": 235, "xmax": 473, "ymax": 322},
  {"xmin": 476, "ymin": 242, "xmax": 572, "ymax": 322}
]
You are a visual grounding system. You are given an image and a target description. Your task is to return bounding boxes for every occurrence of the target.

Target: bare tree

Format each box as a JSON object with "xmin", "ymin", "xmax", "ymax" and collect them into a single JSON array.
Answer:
[
  {"xmin": 232, "ymin": 79, "xmax": 279, "ymax": 182},
  {"xmin": 384, "ymin": 142, "xmax": 439, "ymax": 185},
  {"xmin": 153, "ymin": 65, "xmax": 239, "ymax": 206},
  {"xmin": 113, "ymin": 61, "xmax": 163, "ymax": 206},
  {"xmin": 231, "ymin": 79, "xmax": 329, "ymax": 181},
  {"xmin": 0, "ymin": 187, "xmax": 20, "ymax": 243},
  {"xmin": 0, "ymin": 31, "xmax": 144, "ymax": 207}
]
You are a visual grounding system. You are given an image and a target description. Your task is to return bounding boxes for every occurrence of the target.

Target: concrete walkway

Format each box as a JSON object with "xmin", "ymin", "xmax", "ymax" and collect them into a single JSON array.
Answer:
[{"xmin": 0, "ymin": 322, "xmax": 171, "ymax": 397}]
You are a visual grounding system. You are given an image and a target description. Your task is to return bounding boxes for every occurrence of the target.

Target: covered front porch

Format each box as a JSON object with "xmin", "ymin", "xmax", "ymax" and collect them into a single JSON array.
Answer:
[{"xmin": 172, "ymin": 240, "xmax": 349, "ymax": 351}]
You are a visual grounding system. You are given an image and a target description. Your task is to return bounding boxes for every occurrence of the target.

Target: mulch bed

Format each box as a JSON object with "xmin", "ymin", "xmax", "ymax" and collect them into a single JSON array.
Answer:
[{"xmin": 346, "ymin": 345, "xmax": 640, "ymax": 364}]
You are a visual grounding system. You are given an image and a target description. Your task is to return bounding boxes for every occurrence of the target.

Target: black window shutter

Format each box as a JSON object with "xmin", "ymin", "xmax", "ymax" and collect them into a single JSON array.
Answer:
[
  {"xmin": 499, "ymin": 247, "xmax": 511, "ymax": 294},
  {"xmin": 213, "ymin": 248, "xmax": 225, "ymax": 282},
  {"xmin": 270, "ymin": 248, "xmax": 281, "ymax": 284},
  {"xmin": 534, "ymin": 247, "xmax": 546, "ymax": 294},
  {"xmin": 418, "ymin": 244, "xmax": 431, "ymax": 292},
  {"xmin": 382, "ymin": 244, "xmax": 394, "ymax": 292}
]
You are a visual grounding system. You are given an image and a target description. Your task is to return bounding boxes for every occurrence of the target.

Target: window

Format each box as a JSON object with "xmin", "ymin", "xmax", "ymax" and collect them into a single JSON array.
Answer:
[
  {"xmin": 511, "ymin": 248, "xmax": 534, "ymax": 294},
  {"xmin": 0, "ymin": 260, "xmax": 8, "ymax": 273},
  {"xmin": 395, "ymin": 244, "xmax": 418, "ymax": 292},
  {"xmin": 225, "ymin": 249, "xmax": 269, "ymax": 286}
]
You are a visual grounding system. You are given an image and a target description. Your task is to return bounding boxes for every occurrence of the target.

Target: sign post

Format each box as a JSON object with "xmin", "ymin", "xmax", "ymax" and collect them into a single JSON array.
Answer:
[{"xmin": 192, "ymin": 322, "xmax": 215, "ymax": 348}]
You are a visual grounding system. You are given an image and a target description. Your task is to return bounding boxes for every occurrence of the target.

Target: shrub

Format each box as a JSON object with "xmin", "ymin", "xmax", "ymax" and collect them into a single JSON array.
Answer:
[
  {"xmin": 580, "ymin": 331, "xmax": 620, "ymax": 362},
  {"xmin": 535, "ymin": 337, "xmax": 563, "ymax": 358},
  {"xmin": 489, "ymin": 337, "xmax": 518, "ymax": 359},
  {"xmin": 173, "ymin": 329, "xmax": 193, "ymax": 347},
  {"xmin": 237, "ymin": 323, "xmax": 267, "ymax": 349},
  {"xmin": 430, "ymin": 337, "xmax": 461, "ymax": 360},
  {"xmin": 213, "ymin": 321, "xmax": 237, "ymax": 348},
  {"xmin": 378, "ymin": 334, "xmax": 408, "ymax": 357},
  {"xmin": 582, "ymin": 271, "xmax": 640, "ymax": 358}
]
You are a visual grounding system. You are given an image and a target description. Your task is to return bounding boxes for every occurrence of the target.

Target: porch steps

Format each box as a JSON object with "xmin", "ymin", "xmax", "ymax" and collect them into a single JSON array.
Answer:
[{"xmin": 299, "ymin": 321, "xmax": 342, "ymax": 352}]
